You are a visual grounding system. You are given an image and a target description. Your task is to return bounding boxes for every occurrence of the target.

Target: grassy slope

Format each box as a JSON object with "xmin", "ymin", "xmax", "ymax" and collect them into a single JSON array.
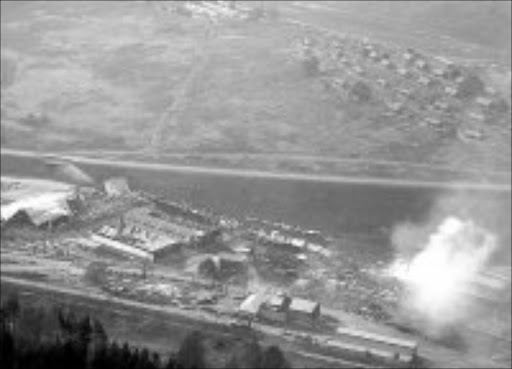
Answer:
[{"xmin": 1, "ymin": 1, "xmax": 511, "ymax": 175}]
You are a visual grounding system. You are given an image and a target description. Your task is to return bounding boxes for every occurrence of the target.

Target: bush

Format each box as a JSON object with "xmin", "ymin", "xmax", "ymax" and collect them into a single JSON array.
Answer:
[{"xmin": 261, "ymin": 345, "xmax": 290, "ymax": 369}]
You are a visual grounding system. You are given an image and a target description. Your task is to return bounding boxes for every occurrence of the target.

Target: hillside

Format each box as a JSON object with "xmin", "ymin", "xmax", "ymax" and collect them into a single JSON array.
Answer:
[
  {"xmin": 1, "ymin": 1, "xmax": 511, "ymax": 178},
  {"xmin": 301, "ymin": 1, "xmax": 511, "ymax": 63}
]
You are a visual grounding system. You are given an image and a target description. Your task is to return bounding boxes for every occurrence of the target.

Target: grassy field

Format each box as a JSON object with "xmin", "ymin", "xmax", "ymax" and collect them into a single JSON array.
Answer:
[{"xmin": 1, "ymin": 1, "xmax": 511, "ymax": 177}]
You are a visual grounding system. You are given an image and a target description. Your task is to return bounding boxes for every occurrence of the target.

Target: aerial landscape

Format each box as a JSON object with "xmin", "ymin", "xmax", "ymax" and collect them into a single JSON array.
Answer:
[{"xmin": 1, "ymin": 1, "xmax": 511, "ymax": 368}]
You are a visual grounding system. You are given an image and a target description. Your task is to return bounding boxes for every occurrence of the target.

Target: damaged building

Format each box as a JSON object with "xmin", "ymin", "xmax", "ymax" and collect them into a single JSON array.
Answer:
[{"xmin": 1, "ymin": 187, "xmax": 78, "ymax": 230}]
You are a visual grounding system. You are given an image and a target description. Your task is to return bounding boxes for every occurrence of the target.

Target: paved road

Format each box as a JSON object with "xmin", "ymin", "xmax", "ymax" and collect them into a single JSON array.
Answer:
[
  {"xmin": 2, "ymin": 148, "xmax": 511, "ymax": 191},
  {"xmin": 49, "ymin": 148, "xmax": 512, "ymax": 178}
]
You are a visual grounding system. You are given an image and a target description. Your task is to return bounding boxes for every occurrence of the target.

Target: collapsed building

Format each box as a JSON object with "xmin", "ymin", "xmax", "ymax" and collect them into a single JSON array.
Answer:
[
  {"xmin": 1, "ymin": 179, "xmax": 79, "ymax": 230},
  {"xmin": 196, "ymin": 252, "xmax": 248, "ymax": 282},
  {"xmin": 91, "ymin": 206, "xmax": 207, "ymax": 262}
]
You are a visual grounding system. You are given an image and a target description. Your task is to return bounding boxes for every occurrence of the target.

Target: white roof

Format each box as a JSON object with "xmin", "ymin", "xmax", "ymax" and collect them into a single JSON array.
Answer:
[
  {"xmin": 239, "ymin": 293, "xmax": 266, "ymax": 315},
  {"xmin": 289, "ymin": 298, "xmax": 319, "ymax": 313}
]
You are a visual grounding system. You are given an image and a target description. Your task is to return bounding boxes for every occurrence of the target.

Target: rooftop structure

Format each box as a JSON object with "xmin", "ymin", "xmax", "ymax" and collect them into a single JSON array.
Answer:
[
  {"xmin": 289, "ymin": 298, "xmax": 320, "ymax": 314},
  {"xmin": 288, "ymin": 297, "xmax": 321, "ymax": 328}
]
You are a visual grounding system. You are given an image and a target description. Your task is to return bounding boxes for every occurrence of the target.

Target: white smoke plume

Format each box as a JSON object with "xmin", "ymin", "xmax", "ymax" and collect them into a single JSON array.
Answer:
[{"xmin": 388, "ymin": 216, "xmax": 499, "ymax": 335}]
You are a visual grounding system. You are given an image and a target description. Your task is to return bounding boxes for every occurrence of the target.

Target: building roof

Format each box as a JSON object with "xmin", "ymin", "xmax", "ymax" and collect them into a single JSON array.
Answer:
[
  {"xmin": 289, "ymin": 298, "xmax": 320, "ymax": 314},
  {"xmin": 239, "ymin": 293, "xmax": 266, "ymax": 315}
]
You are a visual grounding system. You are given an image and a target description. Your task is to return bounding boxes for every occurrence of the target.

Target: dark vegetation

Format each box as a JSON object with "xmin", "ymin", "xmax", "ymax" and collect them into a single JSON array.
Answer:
[{"xmin": 0, "ymin": 293, "xmax": 290, "ymax": 369}]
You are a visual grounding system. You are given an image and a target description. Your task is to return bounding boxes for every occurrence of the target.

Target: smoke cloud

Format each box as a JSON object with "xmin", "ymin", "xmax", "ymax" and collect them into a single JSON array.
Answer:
[
  {"xmin": 388, "ymin": 216, "xmax": 498, "ymax": 335},
  {"xmin": 386, "ymin": 189, "xmax": 511, "ymax": 340}
]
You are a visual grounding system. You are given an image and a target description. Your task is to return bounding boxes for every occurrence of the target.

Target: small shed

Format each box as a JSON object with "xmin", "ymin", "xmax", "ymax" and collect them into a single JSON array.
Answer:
[{"xmin": 288, "ymin": 298, "xmax": 321, "ymax": 327}]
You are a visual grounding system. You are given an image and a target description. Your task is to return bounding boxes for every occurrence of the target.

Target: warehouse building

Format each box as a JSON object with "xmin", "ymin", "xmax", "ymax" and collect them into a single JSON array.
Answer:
[{"xmin": 237, "ymin": 293, "xmax": 267, "ymax": 326}]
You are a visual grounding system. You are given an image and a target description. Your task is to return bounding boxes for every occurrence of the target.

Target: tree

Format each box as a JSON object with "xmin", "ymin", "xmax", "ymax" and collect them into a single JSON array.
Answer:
[
  {"xmin": 176, "ymin": 331, "xmax": 205, "ymax": 369},
  {"xmin": 3, "ymin": 293, "xmax": 20, "ymax": 323},
  {"xmin": 165, "ymin": 353, "xmax": 181, "ymax": 369},
  {"xmin": 78, "ymin": 315, "xmax": 92, "ymax": 347},
  {"xmin": 261, "ymin": 346, "xmax": 290, "ymax": 369},
  {"xmin": 92, "ymin": 319, "xmax": 108, "ymax": 349},
  {"xmin": 151, "ymin": 352, "xmax": 161, "ymax": 368},
  {"xmin": 2, "ymin": 293, "xmax": 20, "ymax": 339},
  {"xmin": 227, "ymin": 339, "xmax": 262, "ymax": 368},
  {"xmin": 0, "ymin": 321, "xmax": 15, "ymax": 369}
]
